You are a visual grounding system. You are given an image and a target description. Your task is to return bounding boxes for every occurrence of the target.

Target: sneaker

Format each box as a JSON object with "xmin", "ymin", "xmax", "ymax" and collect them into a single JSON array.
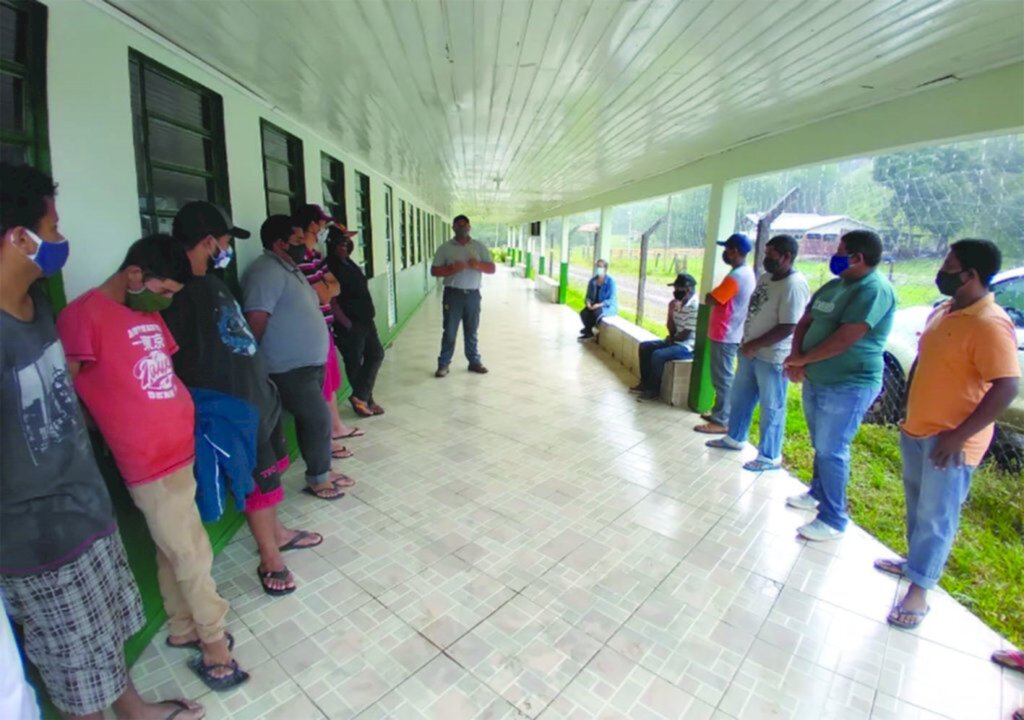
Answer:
[
  {"xmin": 798, "ymin": 519, "xmax": 845, "ymax": 542},
  {"xmin": 435, "ymin": 366, "xmax": 450, "ymax": 378},
  {"xmin": 786, "ymin": 492, "xmax": 819, "ymax": 510},
  {"xmin": 468, "ymin": 364, "xmax": 489, "ymax": 374}
]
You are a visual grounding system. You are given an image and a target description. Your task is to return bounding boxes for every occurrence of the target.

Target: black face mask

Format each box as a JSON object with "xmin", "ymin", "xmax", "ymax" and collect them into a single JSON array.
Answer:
[
  {"xmin": 673, "ymin": 290, "xmax": 687, "ymax": 301},
  {"xmin": 721, "ymin": 250, "xmax": 730, "ymax": 265},
  {"xmin": 935, "ymin": 270, "xmax": 965, "ymax": 297},
  {"xmin": 285, "ymin": 243, "xmax": 307, "ymax": 264},
  {"xmin": 763, "ymin": 257, "xmax": 781, "ymax": 275},
  {"xmin": 344, "ymin": 241, "xmax": 355, "ymax": 255}
]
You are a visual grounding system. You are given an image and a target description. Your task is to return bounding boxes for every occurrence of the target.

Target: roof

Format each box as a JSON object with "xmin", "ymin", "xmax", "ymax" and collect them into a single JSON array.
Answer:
[{"xmin": 744, "ymin": 212, "xmax": 874, "ymax": 233}]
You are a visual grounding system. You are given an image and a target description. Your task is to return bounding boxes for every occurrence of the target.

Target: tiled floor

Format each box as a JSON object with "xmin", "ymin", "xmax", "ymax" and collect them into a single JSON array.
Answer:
[{"xmin": 131, "ymin": 269, "xmax": 1022, "ymax": 719}]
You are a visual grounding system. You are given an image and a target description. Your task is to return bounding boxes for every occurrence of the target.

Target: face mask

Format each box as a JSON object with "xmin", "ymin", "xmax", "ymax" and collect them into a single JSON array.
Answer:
[
  {"xmin": 829, "ymin": 254, "xmax": 850, "ymax": 276},
  {"xmin": 595, "ymin": 266, "xmax": 606, "ymax": 278},
  {"xmin": 935, "ymin": 270, "xmax": 965, "ymax": 297},
  {"xmin": 763, "ymin": 257, "xmax": 781, "ymax": 275},
  {"xmin": 126, "ymin": 286, "xmax": 173, "ymax": 312},
  {"xmin": 212, "ymin": 245, "xmax": 234, "ymax": 270},
  {"xmin": 454, "ymin": 228, "xmax": 470, "ymax": 238},
  {"xmin": 285, "ymin": 243, "xmax": 307, "ymax": 263},
  {"xmin": 673, "ymin": 290, "xmax": 687, "ymax": 301},
  {"xmin": 721, "ymin": 250, "xmax": 730, "ymax": 265},
  {"xmin": 21, "ymin": 229, "xmax": 69, "ymax": 277},
  {"xmin": 316, "ymin": 226, "xmax": 329, "ymax": 243}
]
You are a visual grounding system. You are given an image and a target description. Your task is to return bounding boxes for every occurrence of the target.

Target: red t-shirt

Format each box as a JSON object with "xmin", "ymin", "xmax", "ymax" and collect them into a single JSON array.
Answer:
[{"xmin": 57, "ymin": 289, "xmax": 195, "ymax": 485}]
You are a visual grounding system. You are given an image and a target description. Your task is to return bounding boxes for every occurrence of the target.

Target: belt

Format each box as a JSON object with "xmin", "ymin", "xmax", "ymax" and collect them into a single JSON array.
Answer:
[{"xmin": 444, "ymin": 287, "xmax": 480, "ymax": 294}]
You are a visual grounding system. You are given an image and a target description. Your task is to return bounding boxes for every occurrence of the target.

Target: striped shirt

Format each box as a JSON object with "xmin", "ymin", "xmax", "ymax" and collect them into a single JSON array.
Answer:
[
  {"xmin": 669, "ymin": 294, "xmax": 699, "ymax": 349},
  {"xmin": 297, "ymin": 248, "xmax": 333, "ymax": 326}
]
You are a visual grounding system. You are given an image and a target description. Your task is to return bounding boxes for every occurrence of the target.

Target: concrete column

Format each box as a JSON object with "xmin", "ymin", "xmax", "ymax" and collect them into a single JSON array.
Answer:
[
  {"xmin": 687, "ymin": 179, "xmax": 739, "ymax": 413},
  {"xmin": 525, "ymin": 224, "xmax": 534, "ymax": 279},
  {"xmin": 595, "ymin": 206, "xmax": 612, "ymax": 269},
  {"xmin": 558, "ymin": 215, "xmax": 571, "ymax": 303},
  {"xmin": 538, "ymin": 220, "xmax": 547, "ymax": 276}
]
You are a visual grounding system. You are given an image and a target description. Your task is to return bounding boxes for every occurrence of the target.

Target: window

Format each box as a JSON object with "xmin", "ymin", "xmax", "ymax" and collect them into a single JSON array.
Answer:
[
  {"xmin": 354, "ymin": 171, "xmax": 373, "ymax": 277},
  {"xmin": 1, "ymin": 0, "xmax": 47, "ymax": 167},
  {"xmin": 321, "ymin": 152, "xmax": 346, "ymax": 225},
  {"xmin": 414, "ymin": 208, "xmax": 421, "ymax": 264},
  {"xmin": 261, "ymin": 120, "xmax": 304, "ymax": 216},
  {"xmin": 399, "ymin": 199, "xmax": 408, "ymax": 268},
  {"xmin": 130, "ymin": 52, "xmax": 230, "ymax": 237}
]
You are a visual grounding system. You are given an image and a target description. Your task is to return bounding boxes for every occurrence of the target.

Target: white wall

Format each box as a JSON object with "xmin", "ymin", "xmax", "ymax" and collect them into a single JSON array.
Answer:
[{"xmin": 42, "ymin": 0, "xmax": 447, "ymax": 300}]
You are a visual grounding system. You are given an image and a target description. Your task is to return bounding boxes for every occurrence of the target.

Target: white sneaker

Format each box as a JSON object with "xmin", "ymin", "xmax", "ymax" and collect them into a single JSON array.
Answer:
[
  {"xmin": 798, "ymin": 519, "xmax": 845, "ymax": 542},
  {"xmin": 786, "ymin": 492, "xmax": 819, "ymax": 510}
]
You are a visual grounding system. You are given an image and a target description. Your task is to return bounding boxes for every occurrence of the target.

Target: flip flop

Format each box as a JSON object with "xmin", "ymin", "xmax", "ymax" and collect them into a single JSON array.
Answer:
[
  {"xmin": 992, "ymin": 649, "xmax": 1024, "ymax": 672},
  {"xmin": 278, "ymin": 530, "xmax": 323, "ymax": 553},
  {"xmin": 887, "ymin": 602, "xmax": 930, "ymax": 630},
  {"xmin": 161, "ymin": 699, "xmax": 205, "ymax": 720},
  {"xmin": 186, "ymin": 655, "xmax": 250, "ymax": 692},
  {"xmin": 694, "ymin": 422, "xmax": 727, "ymax": 434},
  {"xmin": 705, "ymin": 438, "xmax": 741, "ymax": 450},
  {"xmin": 743, "ymin": 458, "xmax": 782, "ymax": 472},
  {"xmin": 873, "ymin": 558, "xmax": 906, "ymax": 577},
  {"xmin": 257, "ymin": 566, "xmax": 296, "ymax": 597},
  {"xmin": 165, "ymin": 631, "xmax": 234, "ymax": 653},
  {"xmin": 331, "ymin": 445, "xmax": 354, "ymax": 459},
  {"xmin": 333, "ymin": 428, "xmax": 364, "ymax": 439},
  {"xmin": 332, "ymin": 474, "xmax": 356, "ymax": 488},
  {"xmin": 301, "ymin": 485, "xmax": 346, "ymax": 501}
]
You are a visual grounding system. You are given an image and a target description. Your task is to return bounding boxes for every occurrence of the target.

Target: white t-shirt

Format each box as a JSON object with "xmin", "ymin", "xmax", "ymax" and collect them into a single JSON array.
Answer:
[{"xmin": 742, "ymin": 270, "xmax": 811, "ymax": 364}]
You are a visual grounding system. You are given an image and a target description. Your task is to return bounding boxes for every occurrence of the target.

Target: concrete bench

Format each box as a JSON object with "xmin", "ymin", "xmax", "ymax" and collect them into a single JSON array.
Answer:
[
  {"xmin": 513, "ymin": 264, "xmax": 527, "ymax": 278},
  {"xmin": 534, "ymin": 275, "xmax": 560, "ymax": 303},
  {"xmin": 595, "ymin": 315, "xmax": 693, "ymax": 405},
  {"xmin": 660, "ymin": 358, "xmax": 693, "ymax": 407}
]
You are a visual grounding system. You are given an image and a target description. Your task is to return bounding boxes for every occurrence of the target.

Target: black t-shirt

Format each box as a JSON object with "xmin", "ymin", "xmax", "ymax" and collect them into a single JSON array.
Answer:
[
  {"xmin": 162, "ymin": 274, "xmax": 281, "ymax": 441},
  {"xmin": 327, "ymin": 255, "xmax": 376, "ymax": 323},
  {"xmin": 0, "ymin": 284, "xmax": 116, "ymax": 574}
]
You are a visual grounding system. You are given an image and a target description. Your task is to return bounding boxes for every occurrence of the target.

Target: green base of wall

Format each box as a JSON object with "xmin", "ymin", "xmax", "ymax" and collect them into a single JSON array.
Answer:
[
  {"xmin": 525, "ymin": 252, "xmax": 533, "ymax": 279},
  {"xmin": 687, "ymin": 305, "xmax": 715, "ymax": 412},
  {"xmin": 538, "ymin": 256, "xmax": 546, "ymax": 275},
  {"xmin": 558, "ymin": 262, "xmax": 569, "ymax": 304}
]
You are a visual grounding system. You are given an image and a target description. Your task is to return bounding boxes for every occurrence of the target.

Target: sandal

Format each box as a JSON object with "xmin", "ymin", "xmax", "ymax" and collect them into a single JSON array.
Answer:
[
  {"xmin": 332, "ymin": 474, "xmax": 356, "ymax": 488},
  {"xmin": 166, "ymin": 631, "xmax": 234, "ymax": 653},
  {"xmin": 873, "ymin": 558, "xmax": 906, "ymax": 577},
  {"xmin": 186, "ymin": 655, "xmax": 250, "ymax": 692},
  {"xmin": 301, "ymin": 485, "xmax": 346, "ymax": 501},
  {"xmin": 887, "ymin": 602, "xmax": 930, "ymax": 630},
  {"xmin": 705, "ymin": 438, "xmax": 741, "ymax": 450},
  {"xmin": 743, "ymin": 458, "xmax": 782, "ymax": 472},
  {"xmin": 160, "ymin": 699, "xmax": 205, "ymax": 720},
  {"xmin": 331, "ymin": 444, "xmax": 354, "ymax": 459},
  {"xmin": 992, "ymin": 649, "xmax": 1024, "ymax": 673},
  {"xmin": 369, "ymin": 402, "xmax": 385, "ymax": 416},
  {"xmin": 694, "ymin": 422, "xmax": 727, "ymax": 434},
  {"xmin": 333, "ymin": 428, "xmax": 364, "ymax": 439},
  {"xmin": 257, "ymin": 566, "xmax": 296, "ymax": 597},
  {"xmin": 349, "ymin": 397, "xmax": 374, "ymax": 418},
  {"xmin": 278, "ymin": 530, "xmax": 323, "ymax": 553}
]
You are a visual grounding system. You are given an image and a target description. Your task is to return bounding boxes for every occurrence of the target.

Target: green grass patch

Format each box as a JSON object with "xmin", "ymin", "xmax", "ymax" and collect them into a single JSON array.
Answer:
[{"xmin": 751, "ymin": 387, "xmax": 1024, "ymax": 646}]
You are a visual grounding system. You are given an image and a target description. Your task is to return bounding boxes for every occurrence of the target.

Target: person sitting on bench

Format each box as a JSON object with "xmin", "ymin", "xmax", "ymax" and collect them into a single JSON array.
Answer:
[
  {"xmin": 579, "ymin": 259, "xmax": 617, "ymax": 340},
  {"xmin": 631, "ymin": 273, "xmax": 698, "ymax": 399}
]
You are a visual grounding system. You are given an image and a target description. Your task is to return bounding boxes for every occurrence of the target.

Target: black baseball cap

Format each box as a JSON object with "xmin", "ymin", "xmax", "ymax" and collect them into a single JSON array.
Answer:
[
  {"xmin": 173, "ymin": 201, "xmax": 251, "ymax": 244},
  {"xmin": 667, "ymin": 272, "xmax": 697, "ymax": 289},
  {"xmin": 716, "ymin": 233, "xmax": 752, "ymax": 254}
]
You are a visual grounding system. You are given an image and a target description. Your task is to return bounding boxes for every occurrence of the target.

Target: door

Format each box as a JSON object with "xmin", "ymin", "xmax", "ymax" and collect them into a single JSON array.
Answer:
[{"xmin": 383, "ymin": 184, "xmax": 398, "ymax": 328}]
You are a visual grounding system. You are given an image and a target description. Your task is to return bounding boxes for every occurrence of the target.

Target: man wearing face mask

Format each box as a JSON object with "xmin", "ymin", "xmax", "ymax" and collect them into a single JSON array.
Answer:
[
  {"xmin": 431, "ymin": 214, "xmax": 496, "ymax": 377},
  {"xmin": 873, "ymin": 239, "xmax": 1018, "ymax": 630},
  {"xmin": 705, "ymin": 235, "xmax": 810, "ymax": 470},
  {"xmin": 694, "ymin": 233, "xmax": 756, "ymax": 434},
  {"xmin": 1, "ymin": 165, "xmax": 208, "ymax": 718},
  {"xmin": 631, "ymin": 273, "xmax": 697, "ymax": 398},
  {"xmin": 161, "ymin": 201, "xmax": 325, "ymax": 598},
  {"xmin": 326, "ymin": 224, "xmax": 386, "ymax": 416},
  {"xmin": 579, "ymin": 259, "xmax": 618, "ymax": 340},
  {"xmin": 782, "ymin": 230, "xmax": 896, "ymax": 542},
  {"xmin": 58, "ymin": 234, "xmax": 249, "ymax": 691},
  {"xmin": 242, "ymin": 215, "xmax": 355, "ymax": 501}
]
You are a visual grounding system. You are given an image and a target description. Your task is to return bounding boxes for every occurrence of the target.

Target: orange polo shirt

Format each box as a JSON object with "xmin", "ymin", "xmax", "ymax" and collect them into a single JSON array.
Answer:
[{"xmin": 903, "ymin": 293, "xmax": 1020, "ymax": 466}]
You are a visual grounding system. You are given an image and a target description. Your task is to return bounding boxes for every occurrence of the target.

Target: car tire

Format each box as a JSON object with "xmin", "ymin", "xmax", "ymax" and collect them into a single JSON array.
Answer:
[
  {"xmin": 987, "ymin": 424, "xmax": 1024, "ymax": 474},
  {"xmin": 866, "ymin": 354, "xmax": 907, "ymax": 426}
]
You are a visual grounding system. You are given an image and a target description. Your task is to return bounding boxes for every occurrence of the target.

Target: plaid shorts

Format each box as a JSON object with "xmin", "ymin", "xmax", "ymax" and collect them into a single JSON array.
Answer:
[{"xmin": 1, "ymin": 532, "xmax": 145, "ymax": 716}]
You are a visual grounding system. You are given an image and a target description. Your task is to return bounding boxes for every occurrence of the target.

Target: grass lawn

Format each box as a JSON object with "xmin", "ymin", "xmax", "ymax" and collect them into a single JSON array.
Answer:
[{"xmin": 752, "ymin": 387, "xmax": 1024, "ymax": 648}]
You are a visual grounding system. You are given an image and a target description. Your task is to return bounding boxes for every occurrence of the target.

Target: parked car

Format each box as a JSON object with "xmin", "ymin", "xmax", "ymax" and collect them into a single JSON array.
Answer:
[{"xmin": 868, "ymin": 267, "xmax": 1024, "ymax": 470}]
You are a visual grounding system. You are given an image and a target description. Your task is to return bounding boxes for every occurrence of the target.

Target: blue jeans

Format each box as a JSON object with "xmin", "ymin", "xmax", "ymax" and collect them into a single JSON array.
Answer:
[
  {"xmin": 638, "ymin": 340, "xmax": 693, "ymax": 392},
  {"xmin": 709, "ymin": 340, "xmax": 739, "ymax": 425},
  {"xmin": 900, "ymin": 432, "xmax": 975, "ymax": 590},
  {"xmin": 438, "ymin": 288, "xmax": 482, "ymax": 367},
  {"xmin": 803, "ymin": 382, "xmax": 880, "ymax": 531},
  {"xmin": 727, "ymin": 355, "xmax": 788, "ymax": 461}
]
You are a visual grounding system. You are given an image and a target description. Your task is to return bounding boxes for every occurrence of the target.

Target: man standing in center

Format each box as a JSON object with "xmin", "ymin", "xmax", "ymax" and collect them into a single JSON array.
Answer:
[
  {"xmin": 431, "ymin": 214, "xmax": 496, "ymax": 378},
  {"xmin": 695, "ymin": 233, "xmax": 756, "ymax": 434}
]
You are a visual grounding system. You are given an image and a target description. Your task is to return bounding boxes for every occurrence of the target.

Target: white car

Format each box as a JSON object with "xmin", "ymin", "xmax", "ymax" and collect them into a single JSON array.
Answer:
[{"xmin": 870, "ymin": 267, "xmax": 1024, "ymax": 470}]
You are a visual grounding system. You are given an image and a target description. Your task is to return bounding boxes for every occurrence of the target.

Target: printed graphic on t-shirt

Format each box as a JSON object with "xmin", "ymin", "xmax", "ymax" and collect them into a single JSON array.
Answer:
[
  {"xmin": 15, "ymin": 340, "xmax": 78, "ymax": 463},
  {"xmin": 747, "ymin": 283, "xmax": 768, "ymax": 320},
  {"xmin": 813, "ymin": 297, "xmax": 836, "ymax": 314},
  {"xmin": 129, "ymin": 324, "xmax": 177, "ymax": 399},
  {"xmin": 216, "ymin": 293, "xmax": 257, "ymax": 357}
]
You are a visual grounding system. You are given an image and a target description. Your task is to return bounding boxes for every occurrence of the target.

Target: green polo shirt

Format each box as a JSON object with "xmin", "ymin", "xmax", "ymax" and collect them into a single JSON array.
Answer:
[{"xmin": 802, "ymin": 269, "xmax": 896, "ymax": 388}]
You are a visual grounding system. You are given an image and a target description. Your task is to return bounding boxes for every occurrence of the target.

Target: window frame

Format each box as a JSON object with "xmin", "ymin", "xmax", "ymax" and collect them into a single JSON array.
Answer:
[
  {"xmin": 260, "ymin": 119, "xmax": 305, "ymax": 216},
  {"xmin": 320, "ymin": 151, "xmax": 346, "ymax": 226},
  {"xmin": 399, "ymin": 198, "xmax": 408, "ymax": 269},
  {"xmin": 354, "ymin": 170, "xmax": 374, "ymax": 277}
]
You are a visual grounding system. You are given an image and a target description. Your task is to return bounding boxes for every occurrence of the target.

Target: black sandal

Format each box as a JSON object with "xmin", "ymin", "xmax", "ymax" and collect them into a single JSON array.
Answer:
[
  {"xmin": 186, "ymin": 655, "xmax": 250, "ymax": 692},
  {"xmin": 301, "ymin": 485, "xmax": 346, "ymax": 501},
  {"xmin": 278, "ymin": 530, "xmax": 323, "ymax": 553},
  {"xmin": 258, "ymin": 566, "xmax": 296, "ymax": 597},
  {"xmin": 165, "ymin": 631, "xmax": 234, "ymax": 652}
]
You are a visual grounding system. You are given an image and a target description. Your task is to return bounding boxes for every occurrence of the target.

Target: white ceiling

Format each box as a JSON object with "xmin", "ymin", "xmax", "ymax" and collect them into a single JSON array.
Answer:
[{"xmin": 108, "ymin": 0, "xmax": 1024, "ymax": 222}]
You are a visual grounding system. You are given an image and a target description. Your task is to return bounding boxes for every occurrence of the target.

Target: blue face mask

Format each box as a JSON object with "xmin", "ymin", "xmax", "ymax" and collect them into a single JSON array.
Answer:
[
  {"xmin": 23, "ymin": 229, "xmax": 70, "ymax": 277},
  {"xmin": 595, "ymin": 266, "xmax": 606, "ymax": 278},
  {"xmin": 829, "ymin": 253, "xmax": 850, "ymax": 276},
  {"xmin": 213, "ymin": 245, "xmax": 234, "ymax": 270}
]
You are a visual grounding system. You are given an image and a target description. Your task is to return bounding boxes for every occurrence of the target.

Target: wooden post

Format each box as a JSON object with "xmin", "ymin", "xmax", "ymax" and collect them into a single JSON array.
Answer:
[
  {"xmin": 754, "ymin": 186, "xmax": 800, "ymax": 278},
  {"xmin": 635, "ymin": 216, "xmax": 666, "ymax": 325}
]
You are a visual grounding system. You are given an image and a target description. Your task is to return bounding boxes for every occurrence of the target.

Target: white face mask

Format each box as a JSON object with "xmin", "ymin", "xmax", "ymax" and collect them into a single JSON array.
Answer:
[
  {"xmin": 595, "ymin": 266, "xmax": 606, "ymax": 278},
  {"xmin": 316, "ymin": 226, "xmax": 329, "ymax": 243}
]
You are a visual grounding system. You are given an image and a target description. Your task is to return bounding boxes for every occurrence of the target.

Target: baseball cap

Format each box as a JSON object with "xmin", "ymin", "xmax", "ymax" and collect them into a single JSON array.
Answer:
[
  {"xmin": 173, "ymin": 201, "xmax": 251, "ymax": 244},
  {"xmin": 260, "ymin": 214, "xmax": 296, "ymax": 248},
  {"xmin": 716, "ymin": 233, "xmax": 753, "ymax": 254},
  {"xmin": 666, "ymin": 272, "xmax": 697, "ymax": 288},
  {"xmin": 292, "ymin": 203, "xmax": 333, "ymax": 230}
]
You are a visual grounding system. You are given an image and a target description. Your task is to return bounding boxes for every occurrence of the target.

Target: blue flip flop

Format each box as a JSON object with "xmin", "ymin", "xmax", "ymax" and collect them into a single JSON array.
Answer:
[
  {"xmin": 705, "ymin": 438, "xmax": 741, "ymax": 450},
  {"xmin": 187, "ymin": 655, "xmax": 250, "ymax": 692},
  {"xmin": 743, "ymin": 458, "xmax": 782, "ymax": 471},
  {"xmin": 887, "ymin": 602, "xmax": 930, "ymax": 630}
]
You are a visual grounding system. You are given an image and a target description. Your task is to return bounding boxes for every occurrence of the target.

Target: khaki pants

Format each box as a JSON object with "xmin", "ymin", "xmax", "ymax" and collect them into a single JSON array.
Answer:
[{"xmin": 128, "ymin": 464, "xmax": 229, "ymax": 644}]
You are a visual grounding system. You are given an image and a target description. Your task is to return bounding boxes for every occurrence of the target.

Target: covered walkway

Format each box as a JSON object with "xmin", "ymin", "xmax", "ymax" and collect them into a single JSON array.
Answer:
[{"xmin": 129, "ymin": 268, "xmax": 1021, "ymax": 720}]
